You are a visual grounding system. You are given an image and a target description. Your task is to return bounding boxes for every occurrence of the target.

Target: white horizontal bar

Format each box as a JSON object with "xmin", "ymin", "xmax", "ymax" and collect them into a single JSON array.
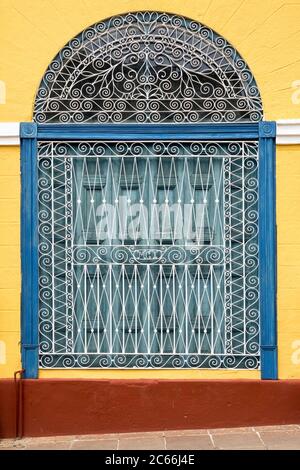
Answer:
[
  {"xmin": 276, "ymin": 119, "xmax": 300, "ymax": 145},
  {"xmin": 0, "ymin": 122, "xmax": 20, "ymax": 145},
  {"xmin": 1, "ymin": 120, "xmax": 300, "ymax": 145}
]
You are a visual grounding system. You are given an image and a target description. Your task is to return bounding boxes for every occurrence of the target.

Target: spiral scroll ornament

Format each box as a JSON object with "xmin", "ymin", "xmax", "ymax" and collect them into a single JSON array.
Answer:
[{"xmin": 34, "ymin": 12, "xmax": 263, "ymax": 124}]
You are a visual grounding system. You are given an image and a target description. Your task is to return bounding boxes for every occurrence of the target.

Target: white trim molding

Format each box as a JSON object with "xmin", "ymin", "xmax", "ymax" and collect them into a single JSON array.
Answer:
[
  {"xmin": 0, "ymin": 122, "xmax": 20, "ymax": 145},
  {"xmin": 1, "ymin": 120, "xmax": 300, "ymax": 146},
  {"xmin": 276, "ymin": 119, "xmax": 300, "ymax": 145}
]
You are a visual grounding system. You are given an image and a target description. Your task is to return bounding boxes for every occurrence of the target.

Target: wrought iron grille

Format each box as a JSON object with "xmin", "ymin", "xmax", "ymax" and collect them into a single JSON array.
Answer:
[
  {"xmin": 33, "ymin": 11, "xmax": 263, "ymax": 124},
  {"xmin": 38, "ymin": 140, "xmax": 260, "ymax": 369}
]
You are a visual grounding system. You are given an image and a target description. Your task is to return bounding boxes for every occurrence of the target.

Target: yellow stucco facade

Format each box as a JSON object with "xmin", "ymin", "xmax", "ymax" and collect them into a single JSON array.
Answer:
[{"xmin": 0, "ymin": 0, "xmax": 300, "ymax": 380}]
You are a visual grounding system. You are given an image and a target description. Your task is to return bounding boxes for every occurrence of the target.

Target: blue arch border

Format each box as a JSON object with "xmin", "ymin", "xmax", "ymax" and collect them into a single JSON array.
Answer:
[{"xmin": 20, "ymin": 122, "xmax": 277, "ymax": 379}]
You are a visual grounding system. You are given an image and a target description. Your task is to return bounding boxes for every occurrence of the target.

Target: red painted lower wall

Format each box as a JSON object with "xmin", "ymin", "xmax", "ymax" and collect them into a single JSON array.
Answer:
[{"xmin": 1, "ymin": 379, "xmax": 300, "ymax": 438}]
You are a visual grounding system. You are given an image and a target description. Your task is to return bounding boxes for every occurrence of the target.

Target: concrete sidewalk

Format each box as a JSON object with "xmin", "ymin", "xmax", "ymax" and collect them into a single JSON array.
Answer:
[{"xmin": 1, "ymin": 424, "xmax": 300, "ymax": 450}]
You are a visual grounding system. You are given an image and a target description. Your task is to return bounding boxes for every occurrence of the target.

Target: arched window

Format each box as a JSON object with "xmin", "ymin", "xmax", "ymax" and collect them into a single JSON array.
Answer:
[
  {"xmin": 31, "ymin": 12, "xmax": 267, "ymax": 371},
  {"xmin": 34, "ymin": 11, "xmax": 262, "ymax": 124}
]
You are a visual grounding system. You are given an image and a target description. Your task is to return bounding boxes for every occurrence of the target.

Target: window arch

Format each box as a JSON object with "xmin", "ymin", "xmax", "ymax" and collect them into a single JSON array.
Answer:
[
  {"xmin": 33, "ymin": 11, "xmax": 263, "ymax": 124},
  {"xmin": 22, "ymin": 11, "xmax": 278, "ymax": 375}
]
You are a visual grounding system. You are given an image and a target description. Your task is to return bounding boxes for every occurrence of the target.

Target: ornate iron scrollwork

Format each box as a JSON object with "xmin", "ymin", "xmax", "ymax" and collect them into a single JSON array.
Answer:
[{"xmin": 34, "ymin": 12, "xmax": 263, "ymax": 124}]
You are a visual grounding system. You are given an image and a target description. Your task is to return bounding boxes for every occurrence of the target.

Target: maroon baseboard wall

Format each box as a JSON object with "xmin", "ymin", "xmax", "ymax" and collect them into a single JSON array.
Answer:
[{"xmin": 1, "ymin": 379, "xmax": 300, "ymax": 438}]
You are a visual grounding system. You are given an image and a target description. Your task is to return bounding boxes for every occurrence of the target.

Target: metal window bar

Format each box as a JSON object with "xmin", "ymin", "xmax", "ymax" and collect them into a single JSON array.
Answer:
[{"xmin": 38, "ymin": 140, "xmax": 259, "ymax": 369}]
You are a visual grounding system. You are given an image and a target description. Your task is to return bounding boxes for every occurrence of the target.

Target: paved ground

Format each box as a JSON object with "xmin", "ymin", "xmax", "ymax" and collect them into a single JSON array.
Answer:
[{"xmin": 1, "ymin": 424, "xmax": 300, "ymax": 450}]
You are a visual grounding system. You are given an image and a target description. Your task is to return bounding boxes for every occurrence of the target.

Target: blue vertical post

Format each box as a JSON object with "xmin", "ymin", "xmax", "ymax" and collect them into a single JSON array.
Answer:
[
  {"xmin": 20, "ymin": 123, "xmax": 39, "ymax": 378},
  {"xmin": 259, "ymin": 122, "xmax": 277, "ymax": 380}
]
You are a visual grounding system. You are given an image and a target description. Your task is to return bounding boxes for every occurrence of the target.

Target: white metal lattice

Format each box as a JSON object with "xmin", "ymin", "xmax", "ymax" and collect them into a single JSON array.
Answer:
[
  {"xmin": 33, "ymin": 11, "xmax": 263, "ymax": 124},
  {"xmin": 38, "ymin": 140, "xmax": 260, "ymax": 369}
]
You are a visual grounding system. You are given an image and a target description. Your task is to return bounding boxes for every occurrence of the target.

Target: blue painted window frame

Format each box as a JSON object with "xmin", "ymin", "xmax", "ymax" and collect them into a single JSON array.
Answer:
[{"xmin": 20, "ymin": 121, "xmax": 277, "ymax": 379}]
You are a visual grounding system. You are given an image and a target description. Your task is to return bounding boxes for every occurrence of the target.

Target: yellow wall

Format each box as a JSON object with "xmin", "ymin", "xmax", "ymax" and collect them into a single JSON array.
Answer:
[{"xmin": 0, "ymin": 0, "xmax": 300, "ymax": 380}]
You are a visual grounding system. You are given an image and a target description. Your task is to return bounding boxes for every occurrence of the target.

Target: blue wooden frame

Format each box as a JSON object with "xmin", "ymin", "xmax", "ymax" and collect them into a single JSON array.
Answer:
[
  {"xmin": 20, "ymin": 123, "xmax": 39, "ymax": 379},
  {"xmin": 36, "ymin": 122, "xmax": 260, "ymax": 141},
  {"xmin": 20, "ymin": 121, "xmax": 277, "ymax": 379},
  {"xmin": 258, "ymin": 122, "xmax": 278, "ymax": 379}
]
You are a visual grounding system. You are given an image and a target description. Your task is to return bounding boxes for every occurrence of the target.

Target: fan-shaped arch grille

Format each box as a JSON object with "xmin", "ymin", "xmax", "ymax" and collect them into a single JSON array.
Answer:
[{"xmin": 33, "ymin": 11, "xmax": 263, "ymax": 124}]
